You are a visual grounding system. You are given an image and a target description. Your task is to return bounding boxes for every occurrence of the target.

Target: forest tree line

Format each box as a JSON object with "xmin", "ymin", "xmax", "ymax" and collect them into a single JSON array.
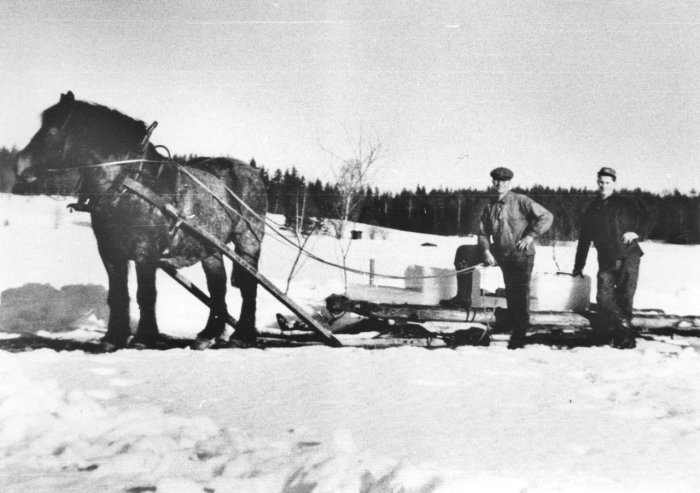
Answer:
[
  {"xmin": 262, "ymin": 166, "xmax": 700, "ymax": 245},
  {"xmin": 2, "ymin": 146, "xmax": 698, "ymax": 244}
]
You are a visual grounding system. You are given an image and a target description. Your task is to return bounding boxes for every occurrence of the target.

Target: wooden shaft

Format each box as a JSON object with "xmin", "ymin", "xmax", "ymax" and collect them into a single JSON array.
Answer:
[{"xmin": 123, "ymin": 177, "xmax": 342, "ymax": 347}]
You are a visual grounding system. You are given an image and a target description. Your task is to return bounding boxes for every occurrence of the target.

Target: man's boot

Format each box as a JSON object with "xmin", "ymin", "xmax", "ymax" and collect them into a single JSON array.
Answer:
[
  {"xmin": 440, "ymin": 271, "xmax": 472, "ymax": 309},
  {"xmin": 507, "ymin": 327, "xmax": 527, "ymax": 350},
  {"xmin": 592, "ymin": 313, "xmax": 614, "ymax": 346},
  {"xmin": 441, "ymin": 245, "xmax": 479, "ymax": 309},
  {"xmin": 612, "ymin": 319, "xmax": 636, "ymax": 349}
]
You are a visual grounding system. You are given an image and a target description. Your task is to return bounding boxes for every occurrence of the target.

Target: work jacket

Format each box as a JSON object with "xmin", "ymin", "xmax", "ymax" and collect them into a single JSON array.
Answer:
[
  {"xmin": 478, "ymin": 191, "xmax": 553, "ymax": 260},
  {"xmin": 574, "ymin": 193, "xmax": 655, "ymax": 270}
]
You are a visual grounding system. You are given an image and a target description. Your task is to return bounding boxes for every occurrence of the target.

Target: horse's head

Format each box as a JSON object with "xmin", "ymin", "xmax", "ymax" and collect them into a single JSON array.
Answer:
[
  {"xmin": 16, "ymin": 91, "xmax": 153, "ymax": 194},
  {"xmin": 16, "ymin": 91, "xmax": 77, "ymax": 187}
]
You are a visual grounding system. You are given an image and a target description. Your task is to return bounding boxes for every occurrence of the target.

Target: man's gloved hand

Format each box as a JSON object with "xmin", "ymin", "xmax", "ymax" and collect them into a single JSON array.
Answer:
[
  {"xmin": 484, "ymin": 250, "xmax": 497, "ymax": 266},
  {"xmin": 516, "ymin": 235, "xmax": 534, "ymax": 252},
  {"xmin": 572, "ymin": 268, "xmax": 584, "ymax": 278}
]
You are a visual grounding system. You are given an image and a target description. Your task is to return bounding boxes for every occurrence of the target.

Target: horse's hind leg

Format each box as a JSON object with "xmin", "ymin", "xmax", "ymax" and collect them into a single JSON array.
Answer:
[
  {"xmin": 133, "ymin": 262, "xmax": 160, "ymax": 347},
  {"xmin": 231, "ymin": 250, "xmax": 259, "ymax": 344},
  {"xmin": 195, "ymin": 252, "xmax": 229, "ymax": 346}
]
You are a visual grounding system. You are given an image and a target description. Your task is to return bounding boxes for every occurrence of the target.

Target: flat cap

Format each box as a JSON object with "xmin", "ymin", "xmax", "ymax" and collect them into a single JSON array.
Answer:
[
  {"xmin": 597, "ymin": 167, "xmax": 617, "ymax": 179},
  {"xmin": 490, "ymin": 167, "xmax": 514, "ymax": 181}
]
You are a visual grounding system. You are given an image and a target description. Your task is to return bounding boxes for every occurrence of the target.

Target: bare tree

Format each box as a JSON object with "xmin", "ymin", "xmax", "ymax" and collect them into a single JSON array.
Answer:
[
  {"xmin": 322, "ymin": 129, "xmax": 383, "ymax": 240},
  {"xmin": 321, "ymin": 128, "xmax": 384, "ymax": 290},
  {"xmin": 284, "ymin": 188, "xmax": 322, "ymax": 294}
]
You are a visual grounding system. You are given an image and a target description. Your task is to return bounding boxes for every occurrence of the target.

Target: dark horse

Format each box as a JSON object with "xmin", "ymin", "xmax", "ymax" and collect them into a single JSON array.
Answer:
[{"xmin": 16, "ymin": 91, "xmax": 267, "ymax": 350}]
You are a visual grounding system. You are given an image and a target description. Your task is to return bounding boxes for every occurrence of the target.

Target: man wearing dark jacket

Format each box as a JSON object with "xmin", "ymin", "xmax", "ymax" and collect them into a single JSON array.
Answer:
[
  {"xmin": 573, "ymin": 167, "xmax": 655, "ymax": 349},
  {"xmin": 478, "ymin": 167, "xmax": 553, "ymax": 349}
]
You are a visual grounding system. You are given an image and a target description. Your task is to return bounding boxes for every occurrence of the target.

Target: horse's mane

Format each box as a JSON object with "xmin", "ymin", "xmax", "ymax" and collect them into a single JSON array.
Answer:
[{"xmin": 43, "ymin": 99, "xmax": 149, "ymax": 150}]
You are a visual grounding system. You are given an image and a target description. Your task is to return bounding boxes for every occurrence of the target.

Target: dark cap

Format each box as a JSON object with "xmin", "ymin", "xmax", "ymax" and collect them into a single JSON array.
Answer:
[
  {"xmin": 597, "ymin": 167, "xmax": 617, "ymax": 179},
  {"xmin": 490, "ymin": 167, "xmax": 514, "ymax": 181}
]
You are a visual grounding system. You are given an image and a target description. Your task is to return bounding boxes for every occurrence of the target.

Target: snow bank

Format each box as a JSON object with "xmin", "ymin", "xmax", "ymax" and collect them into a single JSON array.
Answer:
[
  {"xmin": 2, "ymin": 343, "xmax": 700, "ymax": 492},
  {"xmin": 0, "ymin": 353, "xmax": 474, "ymax": 492}
]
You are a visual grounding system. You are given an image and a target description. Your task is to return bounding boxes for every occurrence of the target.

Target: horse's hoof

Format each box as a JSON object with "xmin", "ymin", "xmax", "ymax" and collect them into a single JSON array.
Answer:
[
  {"xmin": 214, "ymin": 337, "xmax": 230, "ymax": 348},
  {"xmin": 192, "ymin": 338, "xmax": 215, "ymax": 350},
  {"xmin": 225, "ymin": 336, "xmax": 257, "ymax": 349},
  {"xmin": 97, "ymin": 340, "xmax": 122, "ymax": 353},
  {"xmin": 128, "ymin": 338, "xmax": 156, "ymax": 350}
]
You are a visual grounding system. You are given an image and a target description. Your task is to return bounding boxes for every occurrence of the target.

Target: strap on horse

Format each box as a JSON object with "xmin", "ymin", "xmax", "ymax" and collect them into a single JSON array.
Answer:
[
  {"xmin": 134, "ymin": 121, "xmax": 160, "ymax": 180},
  {"xmin": 141, "ymin": 121, "xmax": 158, "ymax": 150},
  {"xmin": 68, "ymin": 121, "xmax": 160, "ymax": 213}
]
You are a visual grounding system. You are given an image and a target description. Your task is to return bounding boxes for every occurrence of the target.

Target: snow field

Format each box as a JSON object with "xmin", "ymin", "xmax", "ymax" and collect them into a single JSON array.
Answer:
[{"xmin": 1, "ymin": 193, "xmax": 700, "ymax": 492}]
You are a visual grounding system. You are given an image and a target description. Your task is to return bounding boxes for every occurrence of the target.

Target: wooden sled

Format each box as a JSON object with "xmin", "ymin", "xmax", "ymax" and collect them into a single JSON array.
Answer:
[
  {"xmin": 327, "ymin": 299, "xmax": 700, "ymax": 348},
  {"xmin": 345, "ymin": 300, "xmax": 700, "ymax": 336}
]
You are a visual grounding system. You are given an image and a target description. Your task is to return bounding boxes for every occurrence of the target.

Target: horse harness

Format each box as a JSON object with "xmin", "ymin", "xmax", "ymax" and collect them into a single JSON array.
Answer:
[
  {"xmin": 62, "ymin": 122, "xmax": 249, "ymax": 259},
  {"xmin": 67, "ymin": 121, "xmax": 162, "ymax": 214},
  {"xmin": 58, "ymin": 117, "xmax": 260, "ymax": 261}
]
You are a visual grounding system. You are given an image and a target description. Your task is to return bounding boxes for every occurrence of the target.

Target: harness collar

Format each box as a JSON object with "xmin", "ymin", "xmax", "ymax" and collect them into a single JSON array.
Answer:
[{"xmin": 61, "ymin": 120, "xmax": 162, "ymax": 214}]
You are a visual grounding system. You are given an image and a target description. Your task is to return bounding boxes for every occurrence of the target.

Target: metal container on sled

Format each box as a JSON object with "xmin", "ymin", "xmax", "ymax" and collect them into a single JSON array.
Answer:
[
  {"xmin": 403, "ymin": 265, "xmax": 457, "ymax": 305},
  {"xmin": 346, "ymin": 265, "xmax": 457, "ymax": 305},
  {"xmin": 347, "ymin": 265, "xmax": 591, "ymax": 313},
  {"xmin": 528, "ymin": 272, "xmax": 591, "ymax": 312},
  {"xmin": 471, "ymin": 268, "xmax": 591, "ymax": 312}
]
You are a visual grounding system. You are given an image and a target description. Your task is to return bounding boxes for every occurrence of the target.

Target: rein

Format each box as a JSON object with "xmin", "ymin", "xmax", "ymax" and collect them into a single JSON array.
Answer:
[
  {"xmin": 64, "ymin": 155, "xmax": 485, "ymax": 282},
  {"xmin": 46, "ymin": 159, "xmax": 160, "ymax": 173},
  {"xmin": 58, "ymin": 120, "xmax": 164, "ymax": 213}
]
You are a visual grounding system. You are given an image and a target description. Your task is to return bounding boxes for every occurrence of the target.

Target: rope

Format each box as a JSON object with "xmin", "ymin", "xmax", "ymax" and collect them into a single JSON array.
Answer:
[{"xmin": 176, "ymin": 163, "xmax": 484, "ymax": 280}]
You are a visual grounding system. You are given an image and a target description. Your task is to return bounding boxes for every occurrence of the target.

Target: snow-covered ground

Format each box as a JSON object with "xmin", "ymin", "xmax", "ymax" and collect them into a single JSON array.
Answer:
[{"xmin": 1, "ymin": 193, "xmax": 699, "ymax": 492}]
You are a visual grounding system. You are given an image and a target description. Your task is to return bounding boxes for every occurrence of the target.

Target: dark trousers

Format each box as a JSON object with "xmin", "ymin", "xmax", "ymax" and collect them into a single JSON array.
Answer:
[
  {"xmin": 596, "ymin": 256, "xmax": 640, "ymax": 326},
  {"xmin": 499, "ymin": 254, "xmax": 535, "ymax": 333},
  {"xmin": 453, "ymin": 245, "xmax": 482, "ymax": 305}
]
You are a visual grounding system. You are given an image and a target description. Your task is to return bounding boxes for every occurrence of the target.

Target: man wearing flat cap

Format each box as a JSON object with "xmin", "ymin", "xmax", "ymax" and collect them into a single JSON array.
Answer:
[
  {"xmin": 443, "ymin": 167, "xmax": 552, "ymax": 349},
  {"xmin": 573, "ymin": 167, "xmax": 655, "ymax": 349}
]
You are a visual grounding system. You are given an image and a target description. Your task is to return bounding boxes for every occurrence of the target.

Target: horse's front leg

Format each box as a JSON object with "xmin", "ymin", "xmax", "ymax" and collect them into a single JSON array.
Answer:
[
  {"xmin": 101, "ymin": 256, "xmax": 131, "ymax": 350},
  {"xmin": 193, "ymin": 253, "xmax": 229, "ymax": 349},
  {"xmin": 133, "ymin": 261, "xmax": 160, "ymax": 347}
]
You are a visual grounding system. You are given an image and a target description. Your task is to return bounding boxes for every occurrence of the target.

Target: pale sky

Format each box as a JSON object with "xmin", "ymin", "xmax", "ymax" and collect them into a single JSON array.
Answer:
[{"xmin": 1, "ymin": 0, "xmax": 698, "ymax": 193}]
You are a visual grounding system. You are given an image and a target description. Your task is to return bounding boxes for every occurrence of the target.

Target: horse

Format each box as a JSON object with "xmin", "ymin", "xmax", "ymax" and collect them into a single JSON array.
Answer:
[{"xmin": 16, "ymin": 91, "xmax": 267, "ymax": 350}]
